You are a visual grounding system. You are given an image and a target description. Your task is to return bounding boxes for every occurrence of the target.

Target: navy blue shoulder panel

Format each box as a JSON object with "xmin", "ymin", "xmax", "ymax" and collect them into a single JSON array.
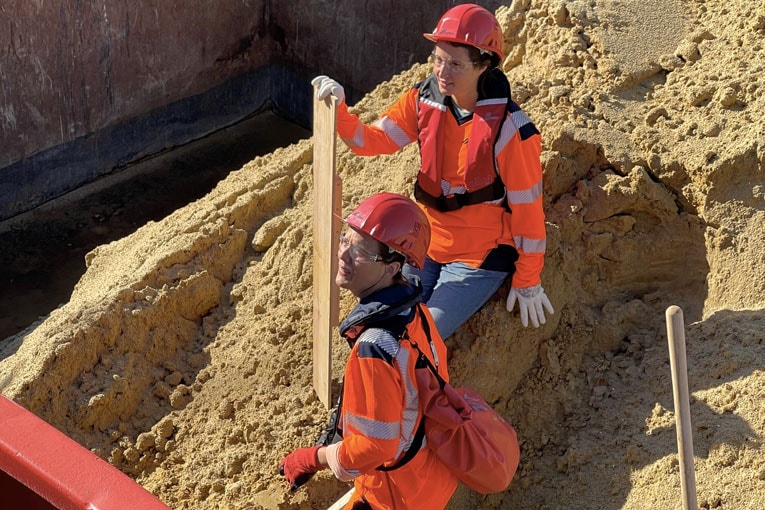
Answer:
[
  {"xmin": 356, "ymin": 328, "xmax": 400, "ymax": 365},
  {"xmin": 509, "ymin": 100, "xmax": 540, "ymax": 140},
  {"xmin": 415, "ymin": 74, "xmax": 446, "ymax": 105}
]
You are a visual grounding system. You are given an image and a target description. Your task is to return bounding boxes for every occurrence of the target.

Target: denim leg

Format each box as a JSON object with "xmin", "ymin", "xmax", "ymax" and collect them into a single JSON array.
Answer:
[
  {"xmin": 402, "ymin": 257, "xmax": 442, "ymax": 303},
  {"xmin": 424, "ymin": 262, "xmax": 508, "ymax": 340}
]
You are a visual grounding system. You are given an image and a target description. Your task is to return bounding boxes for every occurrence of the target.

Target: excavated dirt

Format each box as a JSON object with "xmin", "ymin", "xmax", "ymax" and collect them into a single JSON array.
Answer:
[{"xmin": 2, "ymin": 1, "xmax": 764, "ymax": 509}]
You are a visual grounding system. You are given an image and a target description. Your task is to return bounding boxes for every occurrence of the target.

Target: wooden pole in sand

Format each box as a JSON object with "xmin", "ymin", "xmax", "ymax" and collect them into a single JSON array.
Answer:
[
  {"xmin": 665, "ymin": 305, "xmax": 697, "ymax": 510},
  {"xmin": 312, "ymin": 90, "xmax": 341, "ymax": 409}
]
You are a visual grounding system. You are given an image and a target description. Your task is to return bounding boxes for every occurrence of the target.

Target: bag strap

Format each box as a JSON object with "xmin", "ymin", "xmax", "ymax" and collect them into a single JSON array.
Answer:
[
  {"xmin": 331, "ymin": 303, "xmax": 444, "ymax": 472},
  {"xmin": 376, "ymin": 418, "xmax": 426, "ymax": 471},
  {"xmin": 410, "ymin": 304, "xmax": 447, "ymax": 389},
  {"xmin": 377, "ymin": 304, "xmax": 444, "ymax": 471}
]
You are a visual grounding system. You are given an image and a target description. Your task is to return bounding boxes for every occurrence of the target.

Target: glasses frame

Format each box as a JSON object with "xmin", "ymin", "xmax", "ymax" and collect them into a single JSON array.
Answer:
[
  {"xmin": 338, "ymin": 233, "xmax": 382, "ymax": 263},
  {"xmin": 430, "ymin": 51, "xmax": 476, "ymax": 74}
]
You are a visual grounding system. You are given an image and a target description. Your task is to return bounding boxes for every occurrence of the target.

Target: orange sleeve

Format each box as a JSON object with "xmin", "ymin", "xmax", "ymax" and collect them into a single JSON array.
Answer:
[
  {"xmin": 497, "ymin": 118, "xmax": 546, "ymax": 288},
  {"xmin": 338, "ymin": 311, "xmax": 459, "ymax": 508},
  {"xmin": 338, "ymin": 332, "xmax": 408, "ymax": 474},
  {"xmin": 336, "ymin": 90, "xmax": 420, "ymax": 156}
]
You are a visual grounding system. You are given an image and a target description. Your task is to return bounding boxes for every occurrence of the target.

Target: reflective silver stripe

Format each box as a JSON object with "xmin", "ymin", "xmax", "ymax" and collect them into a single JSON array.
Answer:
[
  {"xmin": 513, "ymin": 235, "xmax": 547, "ymax": 254},
  {"xmin": 476, "ymin": 97, "xmax": 507, "ymax": 108},
  {"xmin": 495, "ymin": 112, "xmax": 518, "ymax": 154},
  {"xmin": 420, "ymin": 97, "xmax": 447, "ymax": 112},
  {"xmin": 511, "ymin": 109, "xmax": 533, "ymax": 130},
  {"xmin": 345, "ymin": 412, "xmax": 400, "ymax": 441},
  {"xmin": 495, "ymin": 109, "xmax": 533, "ymax": 154},
  {"xmin": 393, "ymin": 345, "xmax": 420, "ymax": 458},
  {"xmin": 443, "ymin": 181, "xmax": 465, "ymax": 195},
  {"xmin": 507, "ymin": 180, "xmax": 543, "ymax": 205},
  {"xmin": 351, "ymin": 123, "xmax": 366, "ymax": 147},
  {"xmin": 358, "ymin": 329, "xmax": 399, "ymax": 359},
  {"xmin": 342, "ymin": 346, "xmax": 421, "ymax": 459},
  {"xmin": 372, "ymin": 116, "xmax": 413, "ymax": 149},
  {"xmin": 442, "ymin": 183, "xmax": 505, "ymax": 206},
  {"xmin": 342, "ymin": 122, "xmax": 367, "ymax": 148},
  {"xmin": 428, "ymin": 341, "xmax": 439, "ymax": 369},
  {"xmin": 342, "ymin": 332, "xmax": 420, "ymax": 463},
  {"xmin": 484, "ymin": 195, "xmax": 505, "ymax": 206}
]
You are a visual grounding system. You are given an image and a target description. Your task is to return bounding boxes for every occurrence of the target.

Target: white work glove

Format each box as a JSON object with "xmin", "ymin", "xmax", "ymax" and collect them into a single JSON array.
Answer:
[
  {"xmin": 506, "ymin": 284, "xmax": 554, "ymax": 328},
  {"xmin": 311, "ymin": 75, "xmax": 345, "ymax": 103}
]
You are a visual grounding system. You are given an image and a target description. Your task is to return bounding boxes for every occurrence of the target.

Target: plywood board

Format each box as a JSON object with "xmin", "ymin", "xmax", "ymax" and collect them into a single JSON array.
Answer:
[{"xmin": 312, "ymin": 93, "xmax": 341, "ymax": 409}]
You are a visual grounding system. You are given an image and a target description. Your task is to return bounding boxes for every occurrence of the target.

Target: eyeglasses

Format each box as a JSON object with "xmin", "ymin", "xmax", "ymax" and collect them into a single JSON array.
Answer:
[
  {"xmin": 338, "ymin": 233, "xmax": 382, "ymax": 263},
  {"xmin": 431, "ymin": 52, "xmax": 475, "ymax": 74}
]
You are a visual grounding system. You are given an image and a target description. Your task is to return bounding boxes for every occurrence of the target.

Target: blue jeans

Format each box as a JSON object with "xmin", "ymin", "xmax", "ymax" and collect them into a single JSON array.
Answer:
[{"xmin": 403, "ymin": 257, "xmax": 509, "ymax": 340}]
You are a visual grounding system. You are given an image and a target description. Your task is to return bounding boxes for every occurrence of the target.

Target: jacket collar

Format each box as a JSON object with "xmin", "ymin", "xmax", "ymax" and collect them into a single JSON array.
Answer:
[{"xmin": 339, "ymin": 276, "xmax": 423, "ymax": 344}]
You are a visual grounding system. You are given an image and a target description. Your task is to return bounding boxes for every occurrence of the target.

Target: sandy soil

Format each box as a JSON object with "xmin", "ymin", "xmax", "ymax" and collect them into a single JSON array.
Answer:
[{"xmin": 2, "ymin": 1, "xmax": 764, "ymax": 509}]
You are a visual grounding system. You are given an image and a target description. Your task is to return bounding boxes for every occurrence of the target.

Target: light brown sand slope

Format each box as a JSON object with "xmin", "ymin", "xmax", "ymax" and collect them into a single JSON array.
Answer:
[{"xmin": 2, "ymin": 0, "xmax": 764, "ymax": 508}]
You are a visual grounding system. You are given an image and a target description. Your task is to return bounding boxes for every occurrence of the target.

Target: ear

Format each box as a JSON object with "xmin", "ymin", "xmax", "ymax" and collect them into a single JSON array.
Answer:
[{"xmin": 385, "ymin": 261, "xmax": 402, "ymax": 278}]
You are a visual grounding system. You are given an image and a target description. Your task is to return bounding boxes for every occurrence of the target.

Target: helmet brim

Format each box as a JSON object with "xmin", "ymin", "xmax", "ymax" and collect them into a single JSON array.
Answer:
[{"xmin": 423, "ymin": 32, "xmax": 503, "ymax": 62}]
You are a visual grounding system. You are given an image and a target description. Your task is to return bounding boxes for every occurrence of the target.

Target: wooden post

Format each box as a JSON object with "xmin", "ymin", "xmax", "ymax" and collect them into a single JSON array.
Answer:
[
  {"xmin": 665, "ymin": 305, "xmax": 698, "ymax": 510},
  {"xmin": 312, "ymin": 91, "xmax": 341, "ymax": 409},
  {"xmin": 328, "ymin": 488, "xmax": 355, "ymax": 509}
]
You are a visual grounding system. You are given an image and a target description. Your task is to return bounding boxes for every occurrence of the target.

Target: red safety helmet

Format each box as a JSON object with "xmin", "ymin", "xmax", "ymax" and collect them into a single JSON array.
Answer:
[
  {"xmin": 423, "ymin": 3, "xmax": 504, "ymax": 62},
  {"xmin": 345, "ymin": 192, "xmax": 431, "ymax": 269}
]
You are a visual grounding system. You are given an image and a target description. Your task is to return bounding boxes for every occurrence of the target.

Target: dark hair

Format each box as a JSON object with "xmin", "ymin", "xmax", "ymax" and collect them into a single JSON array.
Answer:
[
  {"xmin": 372, "ymin": 238, "xmax": 407, "ymax": 272},
  {"xmin": 446, "ymin": 42, "xmax": 499, "ymax": 69},
  {"xmin": 379, "ymin": 244, "xmax": 409, "ymax": 284}
]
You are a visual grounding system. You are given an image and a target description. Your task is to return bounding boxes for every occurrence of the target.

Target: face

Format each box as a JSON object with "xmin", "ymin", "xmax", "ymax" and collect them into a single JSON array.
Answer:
[
  {"xmin": 432, "ymin": 42, "xmax": 487, "ymax": 104},
  {"xmin": 335, "ymin": 228, "xmax": 390, "ymax": 298}
]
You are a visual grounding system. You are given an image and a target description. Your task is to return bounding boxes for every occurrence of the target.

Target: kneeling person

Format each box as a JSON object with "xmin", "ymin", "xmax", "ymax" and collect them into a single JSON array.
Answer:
[{"xmin": 279, "ymin": 192, "xmax": 458, "ymax": 509}]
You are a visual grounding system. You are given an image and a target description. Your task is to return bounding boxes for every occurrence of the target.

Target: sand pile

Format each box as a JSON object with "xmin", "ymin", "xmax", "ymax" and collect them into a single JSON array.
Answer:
[{"xmin": 2, "ymin": 0, "xmax": 764, "ymax": 508}]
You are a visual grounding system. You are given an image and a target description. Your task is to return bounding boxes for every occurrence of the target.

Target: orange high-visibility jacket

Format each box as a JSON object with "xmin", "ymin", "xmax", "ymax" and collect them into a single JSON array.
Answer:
[
  {"xmin": 330, "ymin": 301, "xmax": 458, "ymax": 509},
  {"xmin": 337, "ymin": 71, "xmax": 546, "ymax": 288}
]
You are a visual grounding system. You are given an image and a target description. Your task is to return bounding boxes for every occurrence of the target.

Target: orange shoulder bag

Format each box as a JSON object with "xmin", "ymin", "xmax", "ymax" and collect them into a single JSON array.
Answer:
[{"xmin": 409, "ymin": 305, "xmax": 521, "ymax": 494}]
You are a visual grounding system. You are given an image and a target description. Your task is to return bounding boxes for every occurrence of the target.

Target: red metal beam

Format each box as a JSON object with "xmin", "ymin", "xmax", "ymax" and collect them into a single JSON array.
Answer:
[{"xmin": 0, "ymin": 395, "xmax": 170, "ymax": 510}]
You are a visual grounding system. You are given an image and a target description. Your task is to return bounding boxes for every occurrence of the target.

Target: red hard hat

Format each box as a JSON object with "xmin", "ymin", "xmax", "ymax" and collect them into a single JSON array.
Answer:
[
  {"xmin": 345, "ymin": 192, "xmax": 431, "ymax": 269},
  {"xmin": 423, "ymin": 3, "xmax": 504, "ymax": 62}
]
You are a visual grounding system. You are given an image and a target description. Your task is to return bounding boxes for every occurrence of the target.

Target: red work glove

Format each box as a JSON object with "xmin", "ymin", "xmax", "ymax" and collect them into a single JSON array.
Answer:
[{"xmin": 278, "ymin": 446, "xmax": 325, "ymax": 491}]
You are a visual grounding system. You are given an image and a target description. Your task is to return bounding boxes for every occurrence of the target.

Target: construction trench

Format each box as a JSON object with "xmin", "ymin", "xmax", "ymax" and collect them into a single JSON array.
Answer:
[{"xmin": 2, "ymin": 1, "xmax": 765, "ymax": 509}]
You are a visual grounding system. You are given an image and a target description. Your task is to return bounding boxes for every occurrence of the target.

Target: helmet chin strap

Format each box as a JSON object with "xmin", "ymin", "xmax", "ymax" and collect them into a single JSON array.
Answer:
[{"xmin": 357, "ymin": 263, "xmax": 393, "ymax": 299}]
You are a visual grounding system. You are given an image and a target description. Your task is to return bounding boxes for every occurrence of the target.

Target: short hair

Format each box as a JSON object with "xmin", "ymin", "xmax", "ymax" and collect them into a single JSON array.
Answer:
[{"xmin": 445, "ymin": 42, "xmax": 500, "ymax": 69}]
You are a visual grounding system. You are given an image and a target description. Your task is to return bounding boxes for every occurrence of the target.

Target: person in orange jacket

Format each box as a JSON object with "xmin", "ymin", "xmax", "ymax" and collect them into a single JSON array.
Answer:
[
  {"xmin": 312, "ymin": 4, "xmax": 554, "ymax": 339},
  {"xmin": 279, "ymin": 192, "xmax": 458, "ymax": 509}
]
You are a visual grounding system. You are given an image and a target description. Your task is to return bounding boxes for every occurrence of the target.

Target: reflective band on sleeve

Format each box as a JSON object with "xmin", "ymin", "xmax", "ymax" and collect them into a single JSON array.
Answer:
[
  {"xmin": 372, "ymin": 116, "xmax": 413, "ymax": 149},
  {"xmin": 513, "ymin": 235, "xmax": 547, "ymax": 254},
  {"xmin": 342, "ymin": 122, "xmax": 367, "ymax": 148},
  {"xmin": 345, "ymin": 412, "xmax": 401, "ymax": 441},
  {"xmin": 507, "ymin": 180, "xmax": 543, "ymax": 204}
]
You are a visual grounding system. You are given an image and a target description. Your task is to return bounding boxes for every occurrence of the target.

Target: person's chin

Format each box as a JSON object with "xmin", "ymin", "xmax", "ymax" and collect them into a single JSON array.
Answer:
[{"xmin": 335, "ymin": 271, "xmax": 352, "ymax": 289}]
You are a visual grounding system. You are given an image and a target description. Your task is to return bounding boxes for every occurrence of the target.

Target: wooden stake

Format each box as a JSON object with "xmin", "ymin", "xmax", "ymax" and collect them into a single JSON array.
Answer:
[
  {"xmin": 665, "ymin": 305, "xmax": 698, "ymax": 510},
  {"xmin": 312, "ymin": 91, "xmax": 341, "ymax": 409},
  {"xmin": 327, "ymin": 488, "xmax": 355, "ymax": 509}
]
